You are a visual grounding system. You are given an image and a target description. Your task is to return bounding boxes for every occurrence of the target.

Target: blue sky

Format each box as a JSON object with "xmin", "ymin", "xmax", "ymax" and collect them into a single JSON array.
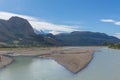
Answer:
[{"xmin": 0, "ymin": 0, "xmax": 120, "ymax": 38}]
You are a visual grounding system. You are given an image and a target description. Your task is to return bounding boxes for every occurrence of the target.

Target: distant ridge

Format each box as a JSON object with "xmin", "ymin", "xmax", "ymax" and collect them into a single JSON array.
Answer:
[{"xmin": 54, "ymin": 31, "xmax": 120, "ymax": 46}]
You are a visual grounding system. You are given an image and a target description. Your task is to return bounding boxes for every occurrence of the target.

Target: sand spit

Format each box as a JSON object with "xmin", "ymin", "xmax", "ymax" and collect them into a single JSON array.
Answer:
[
  {"xmin": 0, "ymin": 47, "xmax": 98, "ymax": 73},
  {"xmin": 43, "ymin": 50, "xmax": 94, "ymax": 73}
]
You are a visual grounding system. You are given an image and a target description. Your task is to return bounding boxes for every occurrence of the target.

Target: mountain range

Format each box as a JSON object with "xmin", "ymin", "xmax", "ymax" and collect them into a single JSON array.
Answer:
[
  {"xmin": 54, "ymin": 31, "xmax": 120, "ymax": 46},
  {"xmin": 0, "ymin": 16, "xmax": 120, "ymax": 47}
]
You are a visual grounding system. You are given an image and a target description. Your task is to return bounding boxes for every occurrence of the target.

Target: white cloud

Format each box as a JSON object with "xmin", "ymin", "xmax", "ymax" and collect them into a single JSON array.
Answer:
[
  {"xmin": 100, "ymin": 19, "xmax": 120, "ymax": 26},
  {"xmin": 114, "ymin": 33, "xmax": 120, "ymax": 39},
  {"xmin": 29, "ymin": 21, "xmax": 77, "ymax": 32},
  {"xmin": 100, "ymin": 19, "xmax": 115, "ymax": 23},
  {"xmin": 0, "ymin": 11, "xmax": 38, "ymax": 21},
  {"xmin": 0, "ymin": 11, "xmax": 79, "ymax": 34},
  {"xmin": 114, "ymin": 21, "xmax": 120, "ymax": 26},
  {"xmin": 49, "ymin": 31, "xmax": 63, "ymax": 35}
]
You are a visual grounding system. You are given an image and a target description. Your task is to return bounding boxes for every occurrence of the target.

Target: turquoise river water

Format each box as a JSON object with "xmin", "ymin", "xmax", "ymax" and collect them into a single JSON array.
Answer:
[{"xmin": 0, "ymin": 47, "xmax": 120, "ymax": 80}]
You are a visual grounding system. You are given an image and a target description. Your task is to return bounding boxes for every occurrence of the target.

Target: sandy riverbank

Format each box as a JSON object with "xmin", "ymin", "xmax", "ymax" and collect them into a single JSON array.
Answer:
[
  {"xmin": 0, "ymin": 56, "xmax": 13, "ymax": 69},
  {"xmin": 47, "ymin": 50, "xmax": 94, "ymax": 73},
  {"xmin": 0, "ymin": 47, "xmax": 98, "ymax": 73}
]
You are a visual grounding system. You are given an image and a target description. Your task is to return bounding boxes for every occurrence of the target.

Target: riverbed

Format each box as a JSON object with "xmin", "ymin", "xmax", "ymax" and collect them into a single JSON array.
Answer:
[{"xmin": 0, "ymin": 47, "xmax": 120, "ymax": 80}]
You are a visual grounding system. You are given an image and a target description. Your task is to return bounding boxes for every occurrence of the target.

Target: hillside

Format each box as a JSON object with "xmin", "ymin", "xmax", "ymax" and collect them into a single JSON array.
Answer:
[
  {"xmin": 55, "ymin": 31, "xmax": 120, "ymax": 46},
  {"xmin": 0, "ymin": 17, "xmax": 60, "ymax": 47},
  {"xmin": 109, "ymin": 43, "xmax": 120, "ymax": 49}
]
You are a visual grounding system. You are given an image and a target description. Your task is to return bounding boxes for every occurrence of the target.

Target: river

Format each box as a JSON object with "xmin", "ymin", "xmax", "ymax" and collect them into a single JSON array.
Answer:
[{"xmin": 0, "ymin": 47, "xmax": 120, "ymax": 80}]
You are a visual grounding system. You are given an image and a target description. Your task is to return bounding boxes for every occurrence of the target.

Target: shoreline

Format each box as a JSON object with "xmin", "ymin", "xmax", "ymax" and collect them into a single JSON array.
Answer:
[
  {"xmin": 48, "ymin": 50, "xmax": 94, "ymax": 73},
  {"xmin": 0, "ymin": 47, "xmax": 98, "ymax": 73},
  {"xmin": 0, "ymin": 56, "xmax": 13, "ymax": 69}
]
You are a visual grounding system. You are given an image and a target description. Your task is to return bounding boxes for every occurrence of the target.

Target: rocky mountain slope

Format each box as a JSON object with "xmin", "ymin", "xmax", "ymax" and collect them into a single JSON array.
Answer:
[{"xmin": 0, "ymin": 17, "xmax": 60, "ymax": 47}]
